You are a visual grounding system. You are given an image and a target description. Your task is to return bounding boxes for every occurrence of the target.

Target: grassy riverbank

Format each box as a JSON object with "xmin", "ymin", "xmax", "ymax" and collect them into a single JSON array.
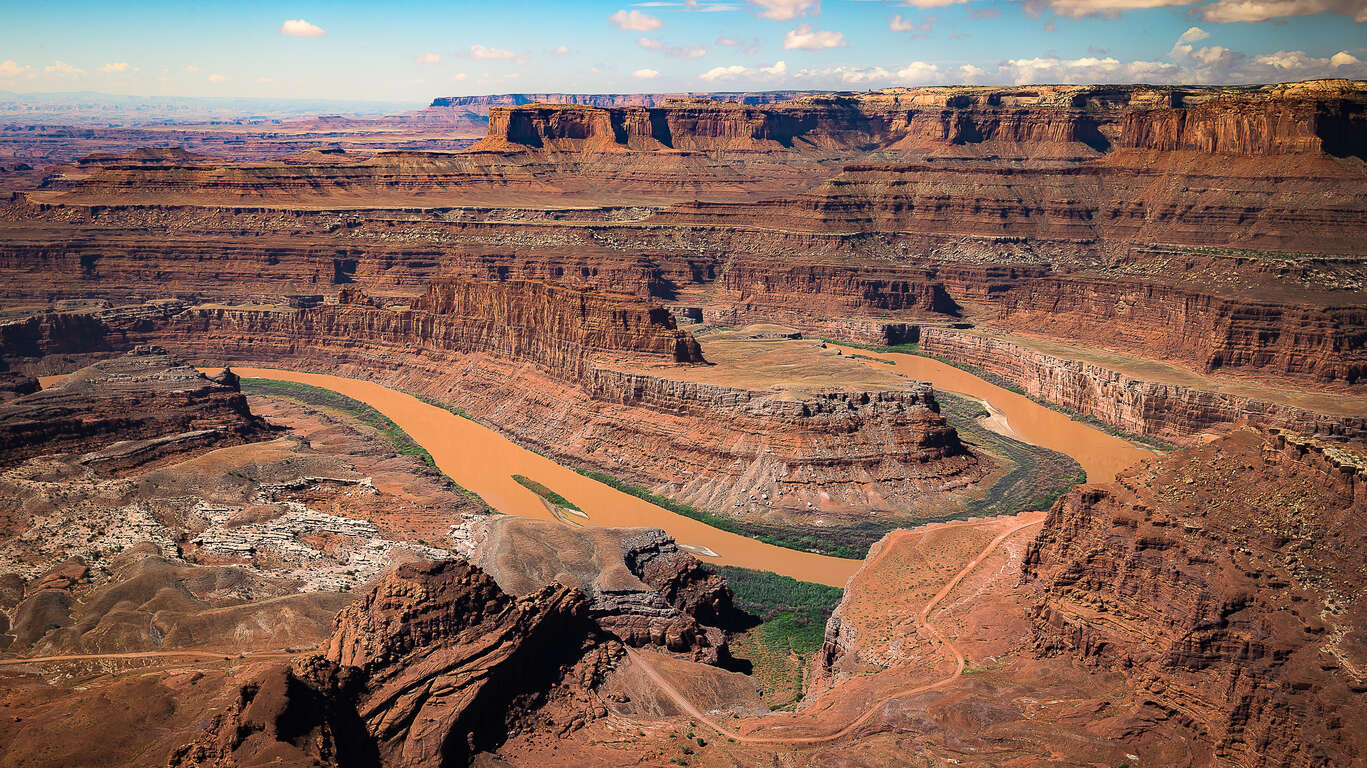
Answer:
[{"xmin": 240, "ymin": 377, "xmax": 489, "ymax": 506}]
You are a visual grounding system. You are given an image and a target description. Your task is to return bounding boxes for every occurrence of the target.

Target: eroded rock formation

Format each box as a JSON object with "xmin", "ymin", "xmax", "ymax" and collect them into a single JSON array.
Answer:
[
  {"xmin": 173, "ymin": 559, "xmax": 620, "ymax": 768},
  {"xmin": 1023, "ymin": 427, "xmax": 1367, "ymax": 767}
]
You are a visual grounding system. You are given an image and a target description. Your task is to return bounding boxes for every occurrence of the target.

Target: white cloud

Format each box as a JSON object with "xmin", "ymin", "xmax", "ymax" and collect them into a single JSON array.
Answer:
[
  {"xmin": 716, "ymin": 36, "xmax": 743, "ymax": 45},
  {"xmin": 184, "ymin": 64, "xmax": 200, "ymax": 73},
  {"xmin": 416, "ymin": 52, "xmax": 441, "ymax": 64},
  {"xmin": 783, "ymin": 24, "xmax": 845, "ymax": 49},
  {"xmin": 553, "ymin": 44, "xmax": 572, "ymax": 55},
  {"xmin": 890, "ymin": 13, "xmax": 935, "ymax": 32},
  {"xmin": 208, "ymin": 73, "xmax": 227, "ymax": 83},
  {"xmin": 699, "ymin": 59, "xmax": 786, "ymax": 80},
  {"xmin": 1201, "ymin": 0, "xmax": 1367, "ymax": 21},
  {"xmin": 610, "ymin": 9, "xmax": 663, "ymax": 30},
  {"xmin": 896, "ymin": 61, "xmax": 941, "ymax": 80},
  {"xmin": 959, "ymin": 63, "xmax": 986, "ymax": 78},
  {"xmin": 638, "ymin": 37, "xmax": 664, "ymax": 49},
  {"xmin": 750, "ymin": 0, "xmax": 820, "ymax": 20},
  {"xmin": 44, "ymin": 61, "xmax": 85, "ymax": 77},
  {"xmin": 1176, "ymin": 26, "xmax": 1210, "ymax": 44},
  {"xmin": 1331, "ymin": 50, "xmax": 1363, "ymax": 66},
  {"xmin": 899, "ymin": 0, "xmax": 969, "ymax": 6},
  {"xmin": 470, "ymin": 44, "xmax": 517, "ymax": 59},
  {"xmin": 634, "ymin": 67, "xmax": 661, "ymax": 78},
  {"xmin": 256, "ymin": 76, "xmax": 273, "ymax": 83},
  {"xmin": 280, "ymin": 19, "xmax": 325, "ymax": 37},
  {"xmin": 99, "ymin": 62, "xmax": 131, "ymax": 73},
  {"xmin": 0, "ymin": 60, "xmax": 33, "ymax": 79},
  {"xmin": 1045, "ymin": 0, "xmax": 1367, "ymax": 20}
]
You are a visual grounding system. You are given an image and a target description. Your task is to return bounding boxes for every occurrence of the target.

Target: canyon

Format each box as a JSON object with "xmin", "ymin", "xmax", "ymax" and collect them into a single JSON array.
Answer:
[{"xmin": 0, "ymin": 80, "xmax": 1363, "ymax": 768}]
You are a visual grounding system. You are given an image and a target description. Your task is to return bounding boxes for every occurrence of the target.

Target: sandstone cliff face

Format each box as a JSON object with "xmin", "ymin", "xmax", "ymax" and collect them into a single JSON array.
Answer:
[
  {"xmin": 918, "ymin": 328, "xmax": 1366, "ymax": 443},
  {"xmin": 173, "ymin": 559, "xmax": 620, "ymax": 768},
  {"xmin": 410, "ymin": 278, "xmax": 703, "ymax": 370},
  {"xmin": 470, "ymin": 83, "xmax": 1367, "ymax": 159},
  {"xmin": 1023, "ymin": 428, "xmax": 1367, "ymax": 767},
  {"xmin": 147, "ymin": 299, "xmax": 980, "ymax": 517},
  {"xmin": 991, "ymin": 277, "xmax": 1367, "ymax": 384},
  {"xmin": 0, "ymin": 345, "xmax": 266, "ymax": 468}
]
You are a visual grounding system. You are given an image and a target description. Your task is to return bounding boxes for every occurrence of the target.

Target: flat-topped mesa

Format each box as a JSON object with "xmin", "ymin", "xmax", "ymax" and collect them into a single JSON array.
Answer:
[
  {"xmin": 1023, "ymin": 426, "xmax": 1367, "ymax": 766},
  {"xmin": 0, "ymin": 345, "xmax": 266, "ymax": 468},
  {"xmin": 409, "ymin": 278, "xmax": 705, "ymax": 369},
  {"xmin": 467, "ymin": 81, "xmax": 1367, "ymax": 157}
]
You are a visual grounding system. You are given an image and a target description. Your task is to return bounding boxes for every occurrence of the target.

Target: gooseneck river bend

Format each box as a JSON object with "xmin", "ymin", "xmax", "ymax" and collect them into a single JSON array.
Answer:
[{"xmin": 225, "ymin": 349, "xmax": 1149, "ymax": 588}]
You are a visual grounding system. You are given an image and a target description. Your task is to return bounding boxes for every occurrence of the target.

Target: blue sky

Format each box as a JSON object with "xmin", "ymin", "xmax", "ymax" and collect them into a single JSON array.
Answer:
[{"xmin": 1, "ymin": 0, "xmax": 1363, "ymax": 102}]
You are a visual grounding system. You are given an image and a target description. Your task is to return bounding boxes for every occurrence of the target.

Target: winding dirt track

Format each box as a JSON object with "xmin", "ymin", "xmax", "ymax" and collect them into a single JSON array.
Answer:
[
  {"xmin": 0, "ymin": 650, "xmax": 303, "ymax": 666},
  {"xmin": 627, "ymin": 514, "xmax": 1044, "ymax": 745}
]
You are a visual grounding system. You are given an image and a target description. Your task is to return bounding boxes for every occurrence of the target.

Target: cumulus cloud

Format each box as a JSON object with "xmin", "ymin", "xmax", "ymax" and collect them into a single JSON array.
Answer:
[
  {"xmin": 0, "ymin": 60, "xmax": 33, "ymax": 79},
  {"xmin": 898, "ymin": 0, "xmax": 970, "ymax": 7},
  {"xmin": 99, "ymin": 62, "xmax": 131, "ymax": 73},
  {"xmin": 470, "ymin": 44, "xmax": 517, "ymax": 59},
  {"xmin": 553, "ymin": 44, "xmax": 572, "ymax": 55},
  {"xmin": 184, "ymin": 65, "xmax": 200, "ymax": 73},
  {"xmin": 897, "ymin": 61, "xmax": 941, "ymax": 80},
  {"xmin": 699, "ymin": 59, "xmax": 786, "ymax": 80},
  {"xmin": 280, "ymin": 19, "xmax": 324, "ymax": 37},
  {"xmin": 1176, "ymin": 26, "xmax": 1211, "ymax": 44},
  {"xmin": 208, "ymin": 73, "xmax": 227, "ymax": 83},
  {"xmin": 1331, "ymin": 50, "xmax": 1363, "ymax": 66},
  {"xmin": 452, "ymin": 72, "xmax": 469, "ymax": 81},
  {"xmin": 716, "ymin": 36, "xmax": 743, "ymax": 45},
  {"xmin": 633, "ymin": 67, "xmax": 661, "ymax": 78},
  {"xmin": 750, "ymin": 0, "xmax": 820, "ymax": 20},
  {"xmin": 44, "ymin": 61, "xmax": 85, "ymax": 76},
  {"xmin": 610, "ymin": 9, "xmax": 663, "ymax": 30},
  {"xmin": 415, "ymin": 52, "xmax": 441, "ymax": 64},
  {"xmin": 783, "ymin": 24, "xmax": 845, "ymax": 49}
]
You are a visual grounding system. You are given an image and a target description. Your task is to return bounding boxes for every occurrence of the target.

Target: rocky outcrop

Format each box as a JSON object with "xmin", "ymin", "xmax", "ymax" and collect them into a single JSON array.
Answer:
[
  {"xmin": 1022, "ymin": 427, "xmax": 1367, "ymax": 767},
  {"xmin": 918, "ymin": 328, "xmax": 1366, "ymax": 442},
  {"xmin": 0, "ymin": 345, "xmax": 266, "ymax": 468},
  {"xmin": 470, "ymin": 518, "xmax": 736, "ymax": 663},
  {"xmin": 172, "ymin": 559, "xmax": 620, "ymax": 768}
]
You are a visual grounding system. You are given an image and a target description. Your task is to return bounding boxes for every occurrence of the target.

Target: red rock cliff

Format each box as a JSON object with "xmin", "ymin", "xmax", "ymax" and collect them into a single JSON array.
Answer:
[{"xmin": 1022, "ymin": 427, "xmax": 1367, "ymax": 767}]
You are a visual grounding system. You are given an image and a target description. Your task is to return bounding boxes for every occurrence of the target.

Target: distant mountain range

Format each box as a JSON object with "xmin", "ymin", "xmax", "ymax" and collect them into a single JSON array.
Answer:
[{"xmin": 0, "ymin": 91, "xmax": 427, "ymax": 126}]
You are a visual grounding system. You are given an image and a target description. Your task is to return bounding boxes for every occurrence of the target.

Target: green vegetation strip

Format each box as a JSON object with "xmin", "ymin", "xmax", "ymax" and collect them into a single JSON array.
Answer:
[
  {"xmin": 511, "ymin": 474, "xmax": 581, "ymax": 511},
  {"xmin": 711, "ymin": 565, "xmax": 844, "ymax": 710},
  {"xmin": 571, "ymin": 468, "xmax": 878, "ymax": 559},
  {"xmin": 936, "ymin": 391, "xmax": 1085, "ymax": 519},
  {"xmin": 240, "ymin": 377, "xmax": 489, "ymax": 507}
]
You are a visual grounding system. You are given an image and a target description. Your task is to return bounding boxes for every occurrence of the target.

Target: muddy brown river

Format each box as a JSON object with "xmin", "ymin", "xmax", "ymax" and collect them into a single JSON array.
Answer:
[
  {"xmin": 831, "ymin": 347, "xmax": 1152, "ymax": 483},
  {"xmin": 225, "ymin": 361, "xmax": 1150, "ymax": 587}
]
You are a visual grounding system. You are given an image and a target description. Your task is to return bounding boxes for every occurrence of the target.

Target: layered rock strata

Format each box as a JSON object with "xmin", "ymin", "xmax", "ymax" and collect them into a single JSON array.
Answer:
[
  {"xmin": 1023, "ymin": 427, "xmax": 1367, "ymax": 767},
  {"xmin": 172, "ymin": 559, "xmax": 619, "ymax": 768},
  {"xmin": 0, "ymin": 345, "xmax": 266, "ymax": 467},
  {"xmin": 918, "ymin": 328, "xmax": 1366, "ymax": 443}
]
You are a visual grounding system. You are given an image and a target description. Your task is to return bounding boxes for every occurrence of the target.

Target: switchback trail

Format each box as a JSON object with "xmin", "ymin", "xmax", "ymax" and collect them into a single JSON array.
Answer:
[{"xmin": 626, "ymin": 513, "xmax": 1044, "ymax": 745}]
